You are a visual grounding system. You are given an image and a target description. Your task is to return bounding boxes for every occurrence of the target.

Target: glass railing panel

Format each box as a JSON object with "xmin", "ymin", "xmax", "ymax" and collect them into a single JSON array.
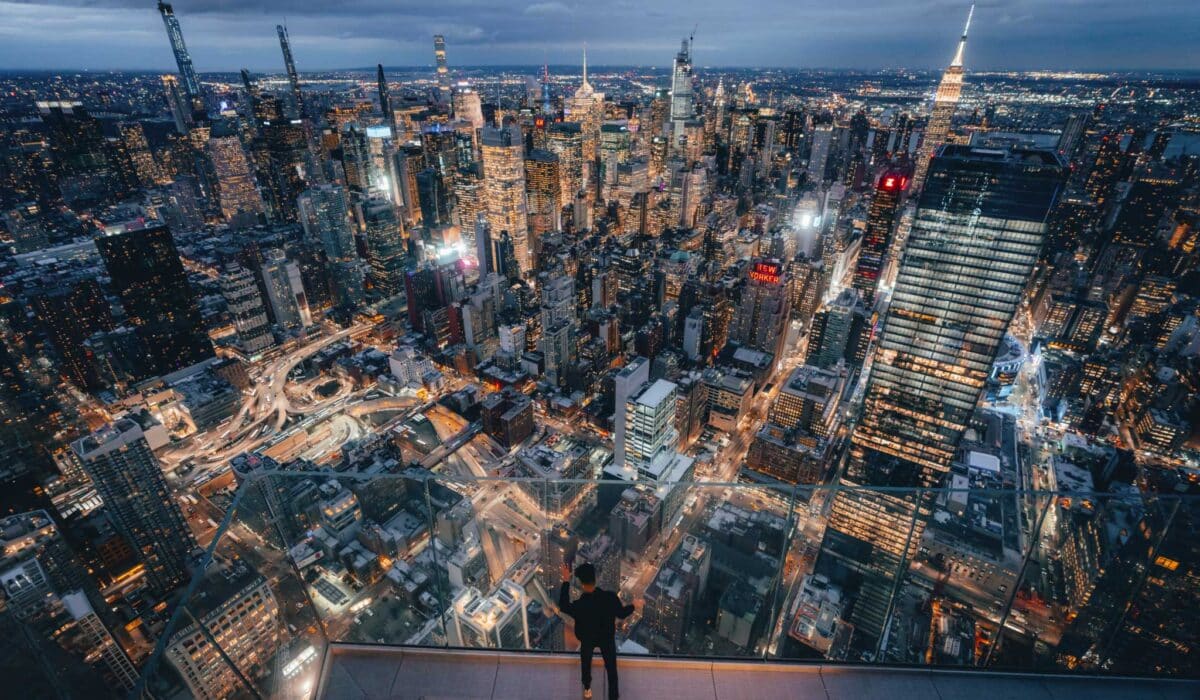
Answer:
[
  {"xmin": 275, "ymin": 470, "xmax": 451, "ymax": 649},
  {"xmin": 868, "ymin": 486, "xmax": 1052, "ymax": 668},
  {"xmin": 139, "ymin": 479, "xmax": 327, "ymax": 700},
  {"xmin": 1020, "ymin": 490, "xmax": 1189, "ymax": 677},
  {"xmin": 138, "ymin": 467, "xmax": 1200, "ymax": 689}
]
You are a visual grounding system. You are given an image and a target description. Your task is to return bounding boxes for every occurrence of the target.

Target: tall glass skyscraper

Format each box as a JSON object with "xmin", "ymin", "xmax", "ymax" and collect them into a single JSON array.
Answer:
[
  {"xmin": 481, "ymin": 125, "xmax": 531, "ymax": 274},
  {"xmin": 157, "ymin": 2, "xmax": 202, "ymax": 113},
  {"xmin": 816, "ymin": 144, "xmax": 1065, "ymax": 650},
  {"xmin": 433, "ymin": 34, "xmax": 452, "ymax": 104},
  {"xmin": 852, "ymin": 163, "xmax": 913, "ymax": 307},
  {"xmin": 72, "ymin": 419, "xmax": 196, "ymax": 595},
  {"xmin": 277, "ymin": 24, "xmax": 304, "ymax": 120},
  {"xmin": 95, "ymin": 224, "xmax": 213, "ymax": 378}
]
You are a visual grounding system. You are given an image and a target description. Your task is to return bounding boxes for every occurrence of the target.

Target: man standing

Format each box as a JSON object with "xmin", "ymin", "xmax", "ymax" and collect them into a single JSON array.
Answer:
[{"xmin": 559, "ymin": 562, "xmax": 635, "ymax": 699}]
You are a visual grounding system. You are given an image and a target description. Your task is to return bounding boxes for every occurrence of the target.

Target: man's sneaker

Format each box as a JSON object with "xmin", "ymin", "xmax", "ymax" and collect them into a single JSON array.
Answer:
[{"xmin": 583, "ymin": 689, "xmax": 592, "ymax": 699}]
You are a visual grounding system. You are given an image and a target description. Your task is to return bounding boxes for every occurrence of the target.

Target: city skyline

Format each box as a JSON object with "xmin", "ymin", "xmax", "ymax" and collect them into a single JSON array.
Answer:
[
  {"xmin": 0, "ymin": 0, "xmax": 1197, "ymax": 696},
  {"xmin": 0, "ymin": 1, "xmax": 1198, "ymax": 72}
]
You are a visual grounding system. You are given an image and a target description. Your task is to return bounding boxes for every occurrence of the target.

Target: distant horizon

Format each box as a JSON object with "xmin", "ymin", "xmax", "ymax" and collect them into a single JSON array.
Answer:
[{"xmin": 5, "ymin": 65, "xmax": 1200, "ymax": 78}]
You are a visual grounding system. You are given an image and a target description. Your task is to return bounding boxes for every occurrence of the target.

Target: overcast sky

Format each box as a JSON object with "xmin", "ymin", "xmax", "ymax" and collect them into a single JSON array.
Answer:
[{"xmin": 0, "ymin": 0, "xmax": 1197, "ymax": 73}]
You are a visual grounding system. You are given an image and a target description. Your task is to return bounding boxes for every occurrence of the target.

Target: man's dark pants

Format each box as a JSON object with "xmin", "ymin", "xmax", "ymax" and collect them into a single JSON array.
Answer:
[{"xmin": 579, "ymin": 639, "xmax": 619, "ymax": 699}]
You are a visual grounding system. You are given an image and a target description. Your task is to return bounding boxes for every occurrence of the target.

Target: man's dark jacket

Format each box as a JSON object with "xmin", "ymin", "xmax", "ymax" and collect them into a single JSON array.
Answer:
[{"xmin": 558, "ymin": 582, "xmax": 635, "ymax": 643}]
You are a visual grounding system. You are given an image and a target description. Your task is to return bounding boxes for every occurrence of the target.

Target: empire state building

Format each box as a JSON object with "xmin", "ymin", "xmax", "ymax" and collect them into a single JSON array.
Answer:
[{"xmin": 913, "ymin": 5, "xmax": 974, "ymax": 189}]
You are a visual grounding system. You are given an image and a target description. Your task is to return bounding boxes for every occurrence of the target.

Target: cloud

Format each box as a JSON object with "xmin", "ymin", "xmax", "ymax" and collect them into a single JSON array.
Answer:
[
  {"xmin": 523, "ymin": 2, "xmax": 570, "ymax": 16},
  {"xmin": 0, "ymin": 0, "xmax": 1196, "ymax": 71}
]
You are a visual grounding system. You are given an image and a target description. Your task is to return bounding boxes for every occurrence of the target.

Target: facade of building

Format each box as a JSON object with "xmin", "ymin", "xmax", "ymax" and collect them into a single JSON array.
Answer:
[
  {"xmin": 220, "ymin": 263, "xmax": 274, "ymax": 354},
  {"xmin": 816, "ymin": 144, "xmax": 1064, "ymax": 650},
  {"xmin": 165, "ymin": 565, "xmax": 280, "ymax": 700},
  {"xmin": 481, "ymin": 125, "xmax": 530, "ymax": 274},
  {"xmin": 72, "ymin": 419, "xmax": 196, "ymax": 595},
  {"xmin": 95, "ymin": 224, "xmax": 213, "ymax": 378}
]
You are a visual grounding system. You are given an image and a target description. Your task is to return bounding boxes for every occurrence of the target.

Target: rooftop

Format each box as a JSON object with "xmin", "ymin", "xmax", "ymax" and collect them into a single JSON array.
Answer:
[{"xmin": 316, "ymin": 646, "xmax": 1198, "ymax": 700}]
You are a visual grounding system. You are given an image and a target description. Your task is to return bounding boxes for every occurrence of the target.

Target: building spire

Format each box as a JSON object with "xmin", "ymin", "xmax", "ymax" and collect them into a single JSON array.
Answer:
[
  {"xmin": 581, "ymin": 43, "xmax": 590, "ymax": 90},
  {"xmin": 951, "ymin": 4, "xmax": 974, "ymax": 68}
]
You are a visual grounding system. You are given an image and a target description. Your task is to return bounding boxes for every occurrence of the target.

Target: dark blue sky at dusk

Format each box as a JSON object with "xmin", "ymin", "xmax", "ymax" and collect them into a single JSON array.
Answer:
[{"xmin": 0, "ymin": 0, "xmax": 1197, "ymax": 72}]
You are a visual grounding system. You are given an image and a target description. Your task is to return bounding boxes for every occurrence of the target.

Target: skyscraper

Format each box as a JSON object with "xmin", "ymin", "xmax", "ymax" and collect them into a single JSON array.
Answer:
[
  {"xmin": 221, "ymin": 263, "xmax": 274, "ymax": 354},
  {"xmin": 525, "ymin": 149, "xmax": 562, "ymax": 250},
  {"xmin": 452, "ymin": 85, "xmax": 486, "ymax": 129},
  {"xmin": 208, "ymin": 130, "xmax": 264, "ymax": 222},
  {"xmin": 623, "ymin": 378, "xmax": 680, "ymax": 480},
  {"xmin": 481, "ymin": 125, "xmax": 531, "ymax": 273},
  {"xmin": 851, "ymin": 164, "xmax": 912, "ymax": 307},
  {"xmin": 164, "ymin": 563, "xmax": 280, "ymax": 700},
  {"xmin": 569, "ymin": 46, "xmax": 605, "ymax": 166},
  {"xmin": 433, "ymin": 34, "xmax": 452, "ymax": 104},
  {"xmin": 258, "ymin": 113, "xmax": 309, "ymax": 222},
  {"xmin": 96, "ymin": 224, "xmax": 213, "ymax": 378},
  {"xmin": 912, "ymin": 5, "xmax": 973, "ymax": 189},
  {"xmin": 731, "ymin": 259, "xmax": 792, "ymax": 362},
  {"xmin": 31, "ymin": 276, "xmax": 114, "ymax": 391},
  {"xmin": 72, "ymin": 418, "xmax": 196, "ymax": 596},
  {"xmin": 117, "ymin": 121, "xmax": 162, "ymax": 188},
  {"xmin": 298, "ymin": 184, "xmax": 362, "ymax": 309},
  {"xmin": 362, "ymin": 197, "xmax": 406, "ymax": 298},
  {"xmin": 816, "ymin": 144, "xmax": 1064, "ymax": 650},
  {"xmin": 277, "ymin": 24, "xmax": 305, "ymax": 119},
  {"xmin": 161, "ymin": 74, "xmax": 191, "ymax": 133},
  {"xmin": 299, "ymin": 184, "xmax": 355, "ymax": 260},
  {"xmin": 377, "ymin": 64, "xmax": 395, "ymax": 132},
  {"xmin": 157, "ymin": 2, "xmax": 202, "ymax": 114},
  {"xmin": 808, "ymin": 123, "xmax": 833, "ymax": 183},
  {"xmin": 668, "ymin": 36, "xmax": 696, "ymax": 145},
  {"xmin": 260, "ymin": 248, "xmax": 312, "ymax": 330},
  {"xmin": 341, "ymin": 123, "xmax": 373, "ymax": 195},
  {"xmin": 547, "ymin": 122, "xmax": 585, "ymax": 209},
  {"xmin": 613, "ymin": 357, "xmax": 651, "ymax": 470}
]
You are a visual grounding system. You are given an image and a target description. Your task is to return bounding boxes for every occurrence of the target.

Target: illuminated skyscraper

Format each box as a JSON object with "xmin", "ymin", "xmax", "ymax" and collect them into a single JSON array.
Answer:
[
  {"xmin": 434, "ymin": 34, "xmax": 452, "ymax": 104},
  {"xmin": 157, "ymin": 2, "xmax": 202, "ymax": 114},
  {"xmin": 165, "ymin": 563, "xmax": 280, "ymax": 700},
  {"xmin": 220, "ymin": 264, "xmax": 274, "ymax": 354},
  {"xmin": 299, "ymin": 184, "xmax": 355, "ymax": 260},
  {"xmin": 598, "ymin": 121, "xmax": 631, "ymax": 202},
  {"xmin": 276, "ymin": 24, "xmax": 305, "ymax": 119},
  {"xmin": 31, "ymin": 276, "xmax": 113, "ymax": 391},
  {"xmin": 341, "ymin": 123, "xmax": 373, "ymax": 194},
  {"xmin": 525, "ymin": 149, "xmax": 562, "ymax": 249},
  {"xmin": 851, "ymin": 164, "xmax": 912, "ymax": 307},
  {"xmin": 808, "ymin": 123, "xmax": 833, "ymax": 183},
  {"xmin": 255, "ymin": 109, "xmax": 309, "ymax": 222},
  {"xmin": 569, "ymin": 46, "xmax": 605, "ymax": 168},
  {"xmin": 481, "ymin": 125, "xmax": 531, "ymax": 273},
  {"xmin": 72, "ymin": 418, "xmax": 196, "ymax": 596},
  {"xmin": 261, "ymin": 248, "xmax": 313, "ymax": 329},
  {"xmin": 547, "ymin": 122, "xmax": 585, "ymax": 209},
  {"xmin": 668, "ymin": 36, "xmax": 695, "ymax": 144},
  {"xmin": 363, "ymin": 197, "xmax": 406, "ymax": 298},
  {"xmin": 816, "ymin": 144, "xmax": 1063, "ymax": 649},
  {"xmin": 117, "ymin": 122, "xmax": 162, "ymax": 188},
  {"xmin": 912, "ymin": 5, "xmax": 973, "ymax": 189},
  {"xmin": 731, "ymin": 259, "xmax": 792, "ymax": 363},
  {"xmin": 161, "ymin": 74, "xmax": 191, "ymax": 133},
  {"xmin": 208, "ymin": 130, "xmax": 264, "ymax": 222},
  {"xmin": 452, "ymin": 85, "xmax": 485, "ymax": 129},
  {"xmin": 95, "ymin": 224, "xmax": 213, "ymax": 377}
]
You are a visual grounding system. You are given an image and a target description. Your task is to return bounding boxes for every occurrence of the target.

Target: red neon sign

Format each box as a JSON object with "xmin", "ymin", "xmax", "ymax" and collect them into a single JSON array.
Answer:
[{"xmin": 749, "ymin": 261, "xmax": 782, "ymax": 285}]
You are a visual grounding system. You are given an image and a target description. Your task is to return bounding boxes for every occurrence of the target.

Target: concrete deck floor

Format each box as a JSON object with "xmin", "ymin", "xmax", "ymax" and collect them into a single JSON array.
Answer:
[{"xmin": 315, "ymin": 644, "xmax": 1198, "ymax": 700}]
